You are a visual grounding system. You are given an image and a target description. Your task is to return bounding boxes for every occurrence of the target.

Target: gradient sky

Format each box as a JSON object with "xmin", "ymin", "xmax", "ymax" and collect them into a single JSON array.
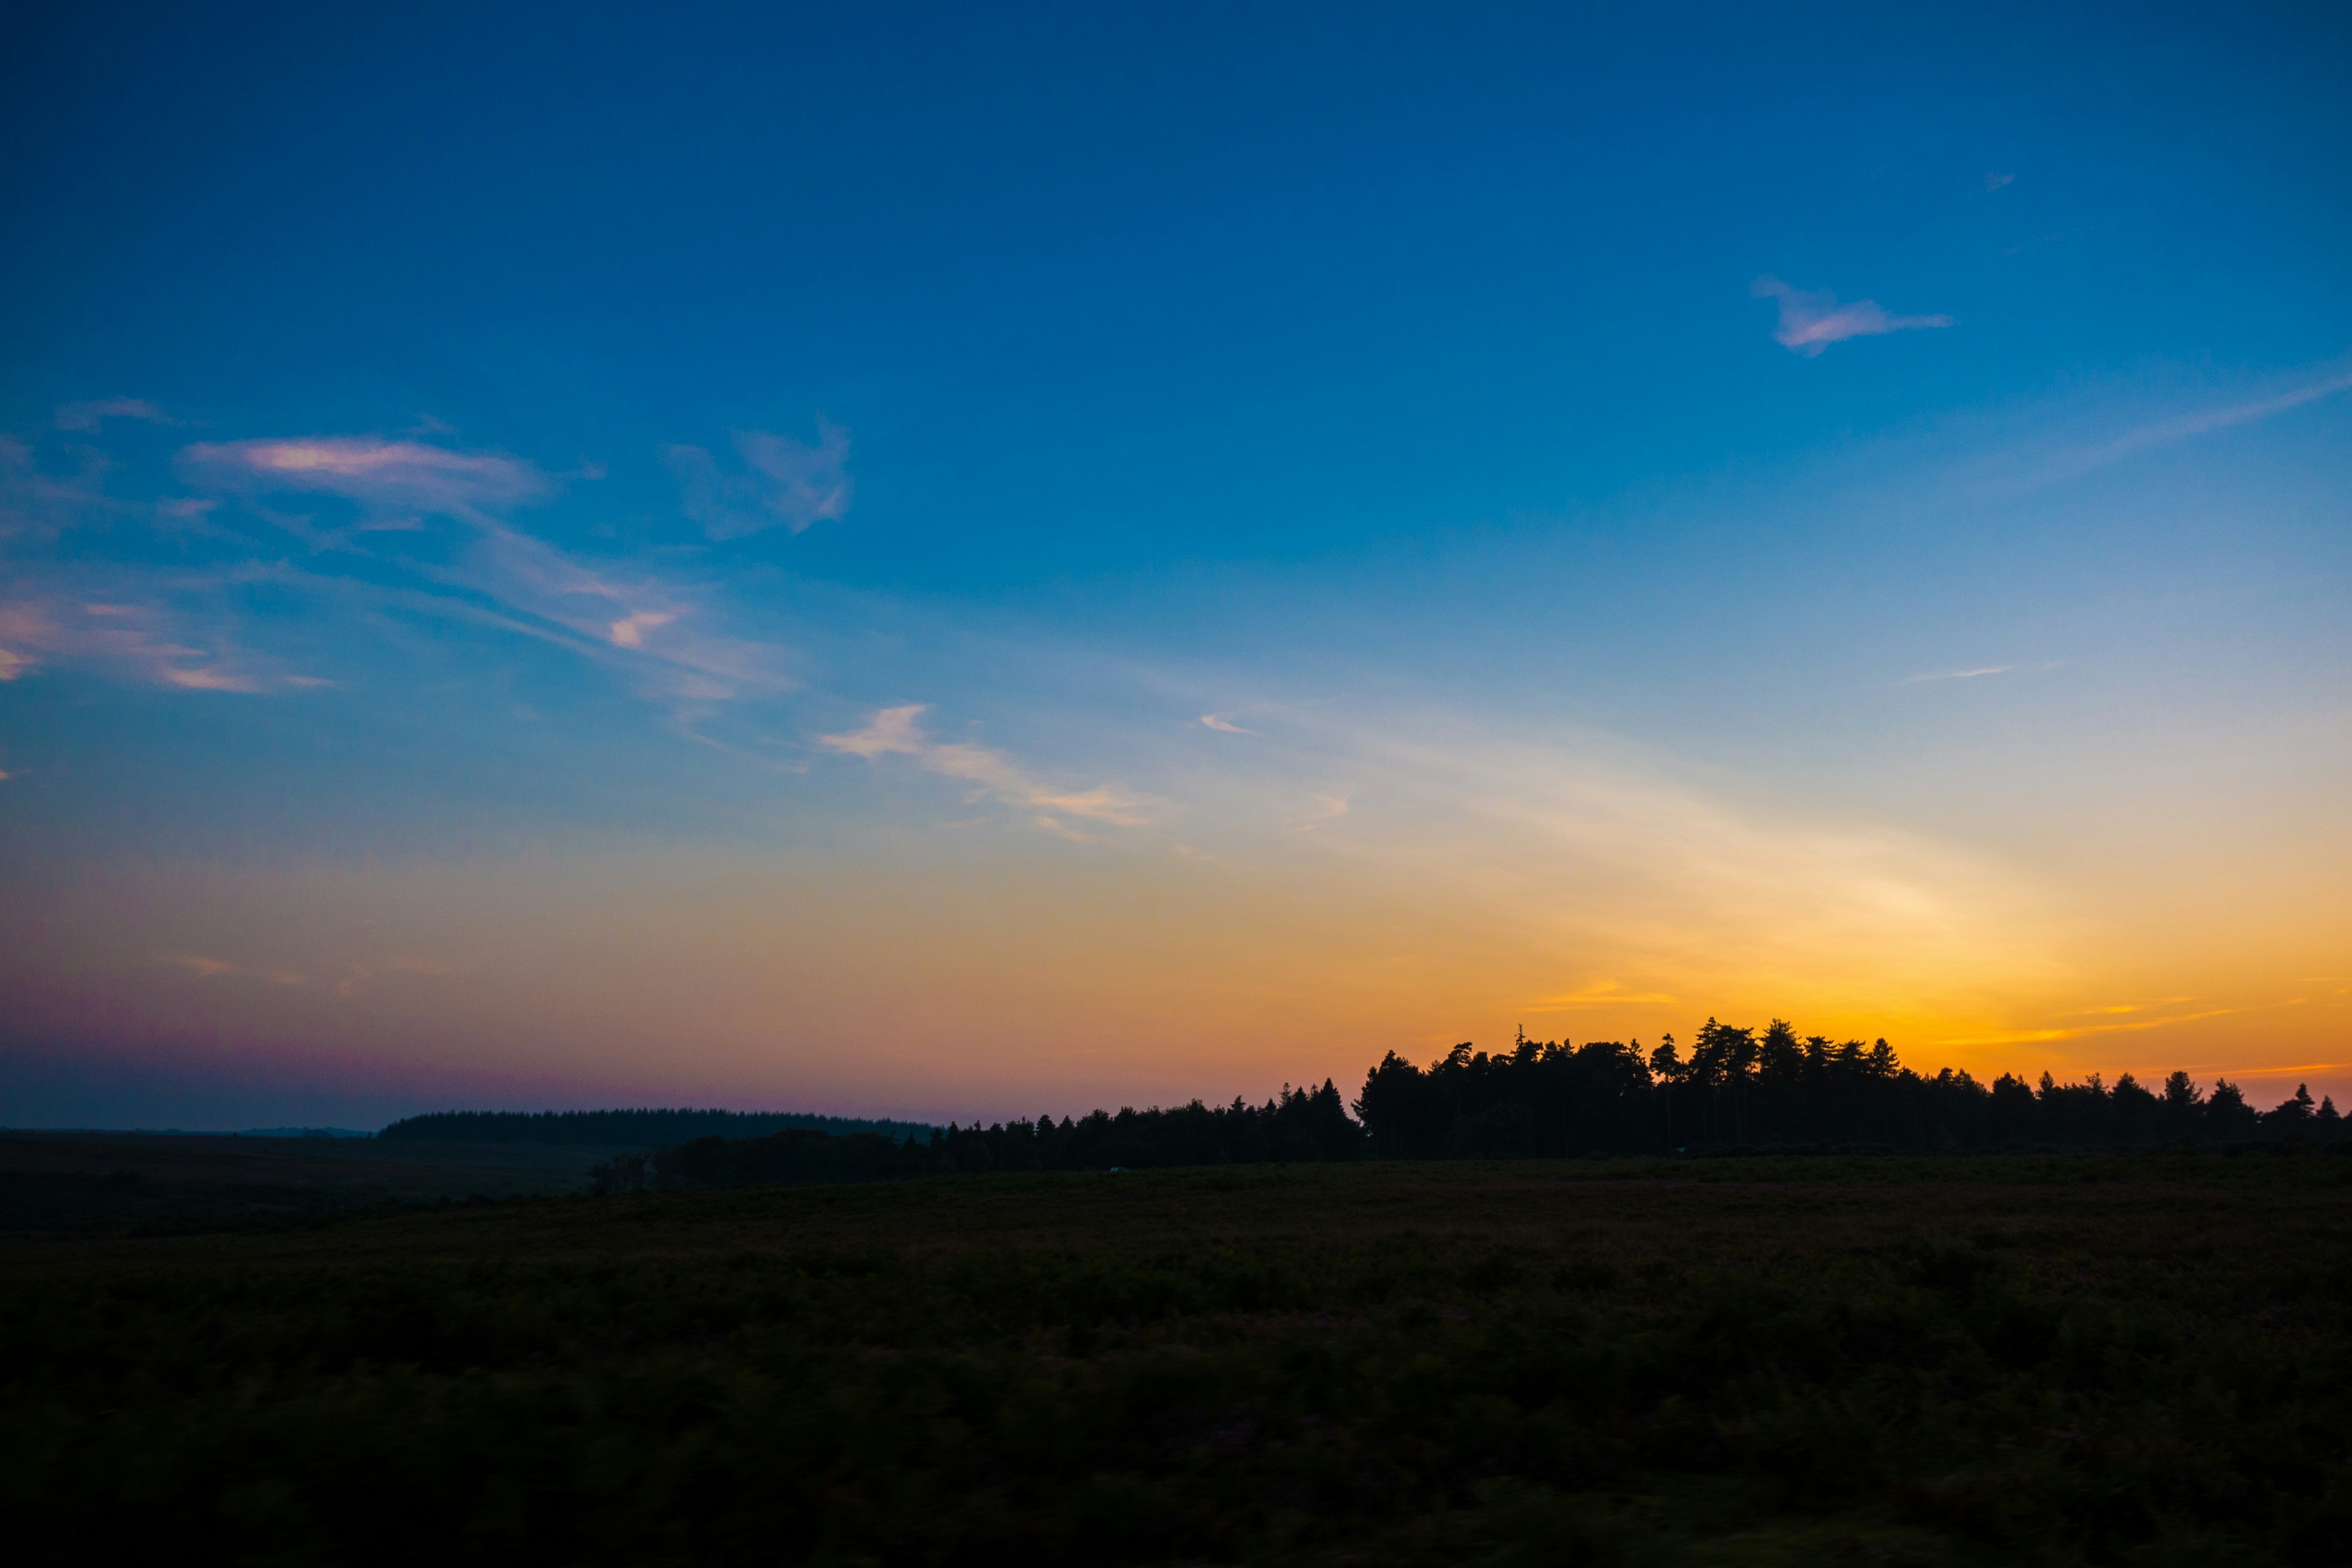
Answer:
[{"xmin": 4, "ymin": 1, "xmax": 2348, "ymax": 1128}]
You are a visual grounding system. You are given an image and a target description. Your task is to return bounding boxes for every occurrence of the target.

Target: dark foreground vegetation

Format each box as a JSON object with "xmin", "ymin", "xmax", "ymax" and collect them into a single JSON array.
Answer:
[
  {"xmin": 6, "ymin": 1155, "xmax": 2351, "ymax": 1565},
  {"xmin": 0, "ymin": 1131, "xmax": 621, "ymax": 1236}
]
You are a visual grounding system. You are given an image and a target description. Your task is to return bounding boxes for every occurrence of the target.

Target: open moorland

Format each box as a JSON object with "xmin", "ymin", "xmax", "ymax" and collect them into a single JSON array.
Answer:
[
  {"xmin": 0, "ymin": 1131, "xmax": 629, "ymax": 1235},
  {"xmin": 6, "ymin": 1151, "xmax": 2350, "ymax": 1566}
]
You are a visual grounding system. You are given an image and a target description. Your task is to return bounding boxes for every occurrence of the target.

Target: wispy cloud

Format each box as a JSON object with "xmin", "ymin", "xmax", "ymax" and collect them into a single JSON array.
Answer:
[
  {"xmin": 1947, "ymin": 367, "xmax": 2352, "ymax": 501},
  {"xmin": 178, "ymin": 436, "xmax": 550, "ymax": 518},
  {"xmin": 1903, "ymin": 664, "xmax": 2012, "ymax": 684},
  {"xmin": 1936, "ymin": 1002, "xmax": 2248, "ymax": 1046},
  {"xmin": 822, "ymin": 704, "xmax": 1150, "ymax": 830},
  {"xmin": 607, "ymin": 610, "xmax": 676, "ymax": 649},
  {"xmin": 1200, "ymin": 713, "xmax": 1257, "ymax": 733},
  {"xmin": 2060, "ymin": 371, "xmax": 2352, "ymax": 478},
  {"xmin": 160, "ymin": 951, "xmax": 307, "ymax": 986},
  {"xmin": 0, "ymin": 591, "xmax": 321, "ymax": 693},
  {"xmin": 667, "ymin": 423, "xmax": 852, "ymax": 539},
  {"xmin": 1984, "ymin": 172, "xmax": 2014, "ymax": 192},
  {"xmin": 2056, "ymin": 997, "xmax": 2192, "ymax": 1018},
  {"xmin": 1, "ymin": 433, "xmax": 137, "ymax": 542},
  {"xmin": 56, "ymin": 398, "xmax": 173, "ymax": 432},
  {"xmin": 451, "ymin": 523, "xmax": 794, "ymax": 704},
  {"xmin": 820, "ymin": 703, "xmax": 929, "ymax": 758},
  {"xmin": 165, "ymin": 430, "xmax": 796, "ymax": 707},
  {"xmin": 1161, "ymin": 700, "xmax": 2072, "ymax": 1031},
  {"xmin": 1526, "ymin": 979, "xmax": 1678, "ymax": 1013},
  {"xmin": 1753, "ymin": 277, "xmax": 1953, "ymax": 356},
  {"xmin": 1301, "ymin": 791, "xmax": 1350, "ymax": 827}
]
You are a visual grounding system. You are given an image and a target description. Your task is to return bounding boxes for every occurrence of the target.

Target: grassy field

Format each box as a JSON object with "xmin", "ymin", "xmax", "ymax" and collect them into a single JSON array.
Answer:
[
  {"xmin": 6, "ymin": 1152, "xmax": 2350, "ymax": 1564},
  {"xmin": 0, "ymin": 1132, "xmax": 628, "ymax": 1235}
]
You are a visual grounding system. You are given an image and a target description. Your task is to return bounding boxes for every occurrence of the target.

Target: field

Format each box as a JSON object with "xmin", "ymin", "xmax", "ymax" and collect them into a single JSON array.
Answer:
[
  {"xmin": 0, "ymin": 1131, "xmax": 628, "ymax": 1234},
  {"xmin": 5, "ymin": 1147, "xmax": 2350, "ymax": 1565}
]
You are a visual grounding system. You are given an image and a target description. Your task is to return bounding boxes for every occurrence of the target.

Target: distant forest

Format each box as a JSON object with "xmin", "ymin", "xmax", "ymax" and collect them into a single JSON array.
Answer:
[
  {"xmin": 1353, "ymin": 1023, "xmax": 2341, "ymax": 1159},
  {"xmin": 379, "ymin": 1108, "xmax": 935, "ymax": 1145},
  {"xmin": 581, "ymin": 1022, "xmax": 2348, "ymax": 1193}
]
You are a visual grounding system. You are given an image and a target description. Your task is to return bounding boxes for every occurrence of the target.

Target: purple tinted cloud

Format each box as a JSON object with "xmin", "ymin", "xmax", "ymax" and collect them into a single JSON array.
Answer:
[
  {"xmin": 1753, "ymin": 277, "xmax": 1953, "ymax": 356},
  {"xmin": 0, "ymin": 583, "xmax": 326, "ymax": 693}
]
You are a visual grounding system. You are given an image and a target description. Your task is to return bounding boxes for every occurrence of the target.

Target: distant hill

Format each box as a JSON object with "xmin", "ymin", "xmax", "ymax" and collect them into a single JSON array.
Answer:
[{"xmin": 378, "ymin": 1109, "xmax": 934, "ymax": 1146}]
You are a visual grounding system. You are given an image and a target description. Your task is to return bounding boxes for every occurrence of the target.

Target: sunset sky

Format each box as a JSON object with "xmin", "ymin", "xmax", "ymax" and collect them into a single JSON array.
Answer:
[{"xmin": 4, "ymin": 2, "xmax": 2348, "ymax": 1128}]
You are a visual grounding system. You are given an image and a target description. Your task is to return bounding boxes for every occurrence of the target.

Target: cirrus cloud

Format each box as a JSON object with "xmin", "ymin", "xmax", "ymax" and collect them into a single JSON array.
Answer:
[
  {"xmin": 667, "ymin": 422, "xmax": 852, "ymax": 539},
  {"xmin": 177, "ymin": 436, "xmax": 550, "ymax": 517},
  {"xmin": 1753, "ymin": 277, "xmax": 1952, "ymax": 356},
  {"xmin": 821, "ymin": 703, "xmax": 1150, "ymax": 830},
  {"xmin": 56, "ymin": 398, "xmax": 173, "ymax": 432}
]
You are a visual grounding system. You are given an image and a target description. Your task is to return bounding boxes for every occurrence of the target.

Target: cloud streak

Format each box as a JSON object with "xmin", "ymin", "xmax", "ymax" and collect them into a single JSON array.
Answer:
[
  {"xmin": 56, "ymin": 398, "xmax": 172, "ymax": 432},
  {"xmin": 668, "ymin": 423, "xmax": 852, "ymax": 539},
  {"xmin": 178, "ymin": 436, "xmax": 550, "ymax": 518},
  {"xmin": 2068, "ymin": 370, "xmax": 2352, "ymax": 474},
  {"xmin": 821, "ymin": 704, "xmax": 1150, "ymax": 829},
  {"xmin": 169, "ymin": 431, "xmax": 798, "ymax": 706},
  {"xmin": 0, "ymin": 589, "xmax": 324, "ymax": 693},
  {"xmin": 1525, "ymin": 979, "xmax": 1678, "ymax": 1013},
  {"xmin": 1753, "ymin": 277, "xmax": 1952, "ymax": 356},
  {"xmin": 161, "ymin": 951, "xmax": 308, "ymax": 986}
]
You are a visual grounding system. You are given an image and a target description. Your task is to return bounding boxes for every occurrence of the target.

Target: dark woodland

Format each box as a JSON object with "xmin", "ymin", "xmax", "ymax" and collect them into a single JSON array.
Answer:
[{"xmin": 576, "ymin": 1024, "xmax": 2345, "ymax": 1194}]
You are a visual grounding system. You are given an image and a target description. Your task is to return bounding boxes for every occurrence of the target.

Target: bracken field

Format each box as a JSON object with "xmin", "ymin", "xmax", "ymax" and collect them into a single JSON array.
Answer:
[{"xmin": 5, "ymin": 1152, "xmax": 2351, "ymax": 1566}]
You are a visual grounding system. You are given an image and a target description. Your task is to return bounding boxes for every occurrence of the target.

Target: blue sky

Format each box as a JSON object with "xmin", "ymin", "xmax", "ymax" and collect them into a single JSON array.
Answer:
[{"xmin": 4, "ymin": 1, "xmax": 2349, "ymax": 1127}]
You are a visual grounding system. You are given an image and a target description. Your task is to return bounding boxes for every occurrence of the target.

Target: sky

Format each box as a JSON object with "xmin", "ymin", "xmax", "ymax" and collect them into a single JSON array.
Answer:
[{"xmin": 3, "ymin": 1, "xmax": 2348, "ymax": 1129}]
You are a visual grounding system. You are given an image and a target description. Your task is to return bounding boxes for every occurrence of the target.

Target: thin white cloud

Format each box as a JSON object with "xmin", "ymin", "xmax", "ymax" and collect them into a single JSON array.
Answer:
[
  {"xmin": 2072, "ymin": 371, "xmax": 2352, "ymax": 470},
  {"xmin": 56, "ymin": 398, "xmax": 173, "ymax": 432},
  {"xmin": 0, "ymin": 592, "xmax": 318, "ymax": 693},
  {"xmin": 13, "ymin": 422, "xmax": 805, "ymax": 715},
  {"xmin": 820, "ymin": 703, "xmax": 929, "ymax": 758},
  {"xmin": 1200, "ymin": 713, "xmax": 1257, "ymax": 733},
  {"xmin": 1964, "ymin": 367, "xmax": 2352, "ymax": 499},
  {"xmin": 1301, "ymin": 791, "xmax": 1351, "ymax": 827},
  {"xmin": 607, "ymin": 611, "xmax": 676, "ymax": 649},
  {"xmin": 455, "ymin": 524, "xmax": 794, "ymax": 704},
  {"xmin": 1984, "ymin": 172, "xmax": 2015, "ymax": 192},
  {"xmin": 178, "ymin": 436, "xmax": 550, "ymax": 518},
  {"xmin": 822, "ymin": 704, "xmax": 1149, "ymax": 827},
  {"xmin": 1903, "ymin": 664, "xmax": 2013, "ymax": 684},
  {"xmin": 667, "ymin": 423, "xmax": 852, "ymax": 539},
  {"xmin": 1753, "ymin": 277, "xmax": 1953, "ymax": 356},
  {"xmin": 171, "ymin": 431, "xmax": 793, "ymax": 704}
]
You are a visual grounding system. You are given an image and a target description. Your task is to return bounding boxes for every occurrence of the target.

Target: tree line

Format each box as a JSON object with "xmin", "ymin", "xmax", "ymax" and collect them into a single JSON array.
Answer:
[
  {"xmin": 592, "ymin": 1080, "xmax": 1361, "ymax": 1192},
  {"xmin": 587, "ymin": 1025, "xmax": 2345, "ymax": 1192},
  {"xmin": 1357, "ymin": 1022, "xmax": 2343, "ymax": 1158},
  {"xmin": 379, "ymin": 1108, "xmax": 934, "ymax": 1145}
]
